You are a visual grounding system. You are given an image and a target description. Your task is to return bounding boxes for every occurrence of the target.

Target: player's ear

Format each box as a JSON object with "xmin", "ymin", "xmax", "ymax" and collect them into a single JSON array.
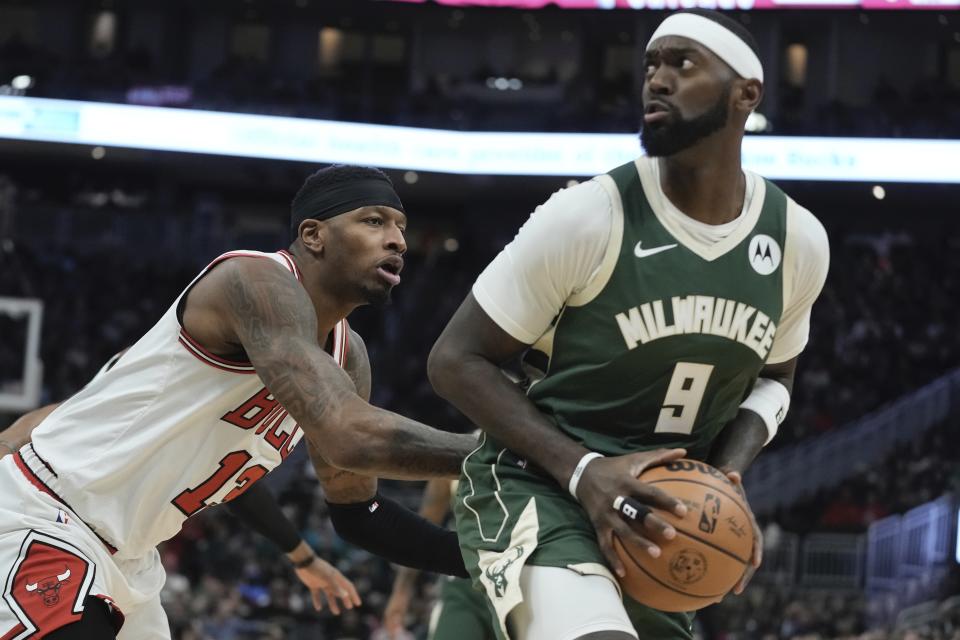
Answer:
[
  {"xmin": 735, "ymin": 78, "xmax": 763, "ymax": 114},
  {"xmin": 298, "ymin": 219, "xmax": 326, "ymax": 256}
]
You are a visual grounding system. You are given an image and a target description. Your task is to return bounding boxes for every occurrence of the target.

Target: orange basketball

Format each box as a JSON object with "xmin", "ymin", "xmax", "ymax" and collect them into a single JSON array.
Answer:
[{"xmin": 613, "ymin": 459, "xmax": 754, "ymax": 612}]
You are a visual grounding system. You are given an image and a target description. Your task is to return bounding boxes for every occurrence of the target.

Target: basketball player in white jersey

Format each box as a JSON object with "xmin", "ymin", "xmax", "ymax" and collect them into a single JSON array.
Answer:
[
  {"xmin": 0, "ymin": 165, "xmax": 474, "ymax": 639},
  {"xmin": 1, "ymin": 350, "xmax": 361, "ymax": 617}
]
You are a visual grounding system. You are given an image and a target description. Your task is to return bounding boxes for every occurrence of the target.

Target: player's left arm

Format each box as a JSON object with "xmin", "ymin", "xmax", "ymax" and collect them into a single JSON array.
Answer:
[
  {"xmin": 710, "ymin": 203, "xmax": 829, "ymax": 473},
  {"xmin": 224, "ymin": 481, "xmax": 361, "ymax": 614},
  {"xmin": 1, "ymin": 348, "xmax": 130, "ymax": 458},
  {"xmin": 708, "ymin": 358, "xmax": 795, "ymax": 477},
  {"xmin": 708, "ymin": 202, "xmax": 829, "ymax": 594},
  {"xmin": 383, "ymin": 478, "xmax": 454, "ymax": 634},
  {"xmin": 0, "ymin": 403, "xmax": 60, "ymax": 458},
  {"xmin": 706, "ymin": 359, "xmax": 794, "ymax": 596},
  {"xmin": 311, "ymin": 329, "xmax": 467, "ymax": 578}
]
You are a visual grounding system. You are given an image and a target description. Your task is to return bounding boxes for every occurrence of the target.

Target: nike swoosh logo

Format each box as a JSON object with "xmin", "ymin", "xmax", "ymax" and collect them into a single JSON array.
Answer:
[{"xmin": 634, "ymin": 241, "xmax": 678, "ymax": 258}]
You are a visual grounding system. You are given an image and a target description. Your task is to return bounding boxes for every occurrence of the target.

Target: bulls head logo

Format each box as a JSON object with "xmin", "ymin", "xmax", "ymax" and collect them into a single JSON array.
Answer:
[
  {"xmin": 484, "ymin": 546, "xmax": 523, "ymax": 598},
  {"xmin": 24, "ymin": 567, "xmax": 70, "ymax": 607}
]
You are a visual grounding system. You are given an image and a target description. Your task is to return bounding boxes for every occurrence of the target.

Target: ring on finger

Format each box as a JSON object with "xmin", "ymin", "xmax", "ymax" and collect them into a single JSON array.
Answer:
[{"xmin": 612, "ymin": 496, "xmax": 651, "ymax": 522}]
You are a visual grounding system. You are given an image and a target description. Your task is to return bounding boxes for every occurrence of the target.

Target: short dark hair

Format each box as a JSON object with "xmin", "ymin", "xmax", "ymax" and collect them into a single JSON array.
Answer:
[
  {"xmin": 679, "ymin": 9, "xmax": 760, "ymax": 60},
  {"xmin": 290, "ymin": 164, "xmax": 394, "ymax": 238}
]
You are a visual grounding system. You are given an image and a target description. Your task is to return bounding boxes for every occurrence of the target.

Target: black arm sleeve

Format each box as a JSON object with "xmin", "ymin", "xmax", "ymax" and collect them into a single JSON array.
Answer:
[
  {"xmin": 327, "ymin": 493, "xmax": 468, "ymax": 578},
  {"xmin": 225, "ymin": 482, "xmax": 301, "ymax": 554}
]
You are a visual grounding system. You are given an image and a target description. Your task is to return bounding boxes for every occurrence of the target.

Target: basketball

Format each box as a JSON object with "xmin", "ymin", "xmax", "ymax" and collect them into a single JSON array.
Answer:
[{"xmin": 613, "ymin": 459, "xmax": 754, "ymax": 612}]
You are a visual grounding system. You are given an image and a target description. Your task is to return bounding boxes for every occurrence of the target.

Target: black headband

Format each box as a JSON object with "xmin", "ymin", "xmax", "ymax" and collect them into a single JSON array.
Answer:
[{"xmin": 291, "ymin": 177, "xmax": 405, "ymax": 236}]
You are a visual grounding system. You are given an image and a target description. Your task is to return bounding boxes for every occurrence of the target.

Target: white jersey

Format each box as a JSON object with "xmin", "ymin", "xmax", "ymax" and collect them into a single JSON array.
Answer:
[{"xmin": 24, "ymin": 250, "xmax": 348, "ymax": 559}]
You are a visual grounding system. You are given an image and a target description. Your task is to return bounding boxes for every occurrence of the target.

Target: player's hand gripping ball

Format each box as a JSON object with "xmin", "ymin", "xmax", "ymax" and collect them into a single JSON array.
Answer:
[{"xmin": 613, "ymin": 459, "xmax": 755, "ymax": 612}]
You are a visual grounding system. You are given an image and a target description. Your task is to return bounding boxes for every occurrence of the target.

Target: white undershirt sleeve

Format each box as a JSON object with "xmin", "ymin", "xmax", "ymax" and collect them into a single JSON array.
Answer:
[
  {"xmin": 766, "ymin": 200, "xmax": 830, "ymax": 364},
  {"xmin": 472, "ymin": 180, "xmax": 613, "ymax": 345}
]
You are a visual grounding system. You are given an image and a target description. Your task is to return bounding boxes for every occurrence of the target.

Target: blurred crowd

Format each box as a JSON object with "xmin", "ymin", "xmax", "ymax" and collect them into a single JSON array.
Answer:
[
  {"xmin": 772, "ymin": 424, "xmax": 960, "ymax": 534},
  {"xmin": 705, "ymin": 586, "xmax": 960, "ymax": 640},
  {"xmin": 782, "ymin": 230, "xmax": 960, "ymax": 448},
  {"xmin": 2, "ymin": 3, "xmax": 959, "ymax": 636},
  {"xmin": 158, "ymin": 475, "xmax": 402, "ymax": 640},
  {"xmin": 699, "ymin": 413, "xmax": 960, "ymax": 639},
  {"xmin": 2, "ymin": 177, "xmax": 958, "ymax": 450},
  {"xmin": 3, "ymin": 29, "xmax": 960, "ymax": 137},
  {"xmin": 2, "ymin": 175, "xmax": 959, "ymax": 638}
]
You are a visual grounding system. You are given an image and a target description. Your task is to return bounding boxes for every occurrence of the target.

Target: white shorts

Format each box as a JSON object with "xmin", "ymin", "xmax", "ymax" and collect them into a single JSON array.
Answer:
[
  {"xmin": 507, "ymin": 566, "xmax": 637, "ymax": 640},
  {"xmin": 0, "ymin": 450, "xmax": 169, "ymax": 639}
]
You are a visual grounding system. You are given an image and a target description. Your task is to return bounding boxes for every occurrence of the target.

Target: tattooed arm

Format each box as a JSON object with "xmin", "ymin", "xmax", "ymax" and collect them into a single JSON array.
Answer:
[
  {"xmin": 182, "ymin": 256, "xmax": 471, "ymax": 479},
  {"xmin": 312, "ymin": 328, "xmax": 377, "ymax": 503},
  {"xmin": 309, "ymin": 329, "xmax": 468, "ymax": 577}
]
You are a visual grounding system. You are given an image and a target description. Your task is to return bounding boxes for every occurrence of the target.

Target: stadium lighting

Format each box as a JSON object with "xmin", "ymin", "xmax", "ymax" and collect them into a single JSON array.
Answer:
[
  {"xmin": 403, "ymin": 171, "xmax": 419, "ymax": 184},
  {"xmin": 1, "ymin": 96, "xmax": 959, "ymax": 183},
  {"xmin": 11, "ymin": 75, "xmax": 33, "ymax": 90},
  {"xmin": 745, "ymin": 112, "xmax": 769, "ymax": 133},
  {"xmin": 91, "ymin": 146, "xmax": 106, "ymax": 160},
  {"xmin": 872, "ymin": 185, "xmax": 886, "ymax": 200}
]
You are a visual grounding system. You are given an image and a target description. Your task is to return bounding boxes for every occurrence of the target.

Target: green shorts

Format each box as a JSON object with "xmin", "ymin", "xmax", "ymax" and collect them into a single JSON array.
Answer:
[
  {"xmin": 454, "ymin": 434, "xmax": 694, "ymax": 640},
  {"xmin": 428, "ymin": 576, "xmax": 497, "ymax": 640}
]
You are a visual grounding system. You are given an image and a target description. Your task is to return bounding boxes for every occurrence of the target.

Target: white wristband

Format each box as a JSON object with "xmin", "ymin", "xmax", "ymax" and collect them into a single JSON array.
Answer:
[
  {"xmin": 739, "ymin": 378, "xmax": 791, "ymax": 446},
  {"xmin": 568, "ymin": 452, "xmax": 605, "ymax": 500}
]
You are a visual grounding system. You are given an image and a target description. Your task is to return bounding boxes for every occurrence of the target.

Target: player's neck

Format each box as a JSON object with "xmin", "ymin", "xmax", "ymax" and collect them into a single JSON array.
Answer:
[
  {"xmin": 657, "ymin": 139, "xmax": 745, "ymax": 226},
  {"xmin": 288, "ymin": 251, "xmax": 356, "ymax": 336},
  {"xmin": 309, "ymin": 284, "xmax": 356, "ymax": 337}
]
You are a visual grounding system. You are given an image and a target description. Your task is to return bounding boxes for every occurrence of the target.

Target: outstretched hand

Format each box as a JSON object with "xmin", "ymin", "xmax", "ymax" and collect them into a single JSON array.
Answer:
[
  {"xmin": 293, "ymin": 557, "xmax": 362, "ymax": 615},
  {"xmin": 724, "ymin": 470, "xmax": 763, "ymax": 594}
]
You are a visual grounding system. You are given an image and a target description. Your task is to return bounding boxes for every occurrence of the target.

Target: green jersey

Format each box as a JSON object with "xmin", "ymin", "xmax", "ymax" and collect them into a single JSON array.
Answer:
[
  {"xmin": 457, "ymin": 157, "xmax": 828, "ymax": 640},
  {"xmin": 525, "ymin": 159, "xmax": 786, "ymax": 459}
]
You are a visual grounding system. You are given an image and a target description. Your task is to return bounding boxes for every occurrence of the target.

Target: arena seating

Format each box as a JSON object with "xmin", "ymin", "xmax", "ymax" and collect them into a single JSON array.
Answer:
[{"xmin": 2, "ymin": 179, "xmax": 959, "ymax": 638}]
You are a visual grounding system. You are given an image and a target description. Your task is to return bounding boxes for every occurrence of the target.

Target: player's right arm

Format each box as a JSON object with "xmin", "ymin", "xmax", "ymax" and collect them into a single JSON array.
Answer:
[
  {"xmin": 303, "ymin": 330, "xmax": 466, "ymax": 577},
  {"xmin": 428, "ymin": 182, "xmax": 687, "ymax": 577},
  {"xmin": 382, "ymin": 478, "xmax": 453, "ymax": 634},
  {"xmin": 184, "ymin": 256, "xmax": 474, "ymax": 480}
]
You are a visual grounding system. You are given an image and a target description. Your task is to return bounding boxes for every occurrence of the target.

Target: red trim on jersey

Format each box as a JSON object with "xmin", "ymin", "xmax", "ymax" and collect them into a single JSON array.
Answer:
[
  {"xmin": 30, "ymin": 448, "xmax": 58, "ymax": 479},
  {"xmin": 330, "ymin": 319, "xmax": 349, "ymax": 367},
  {"xmin": 277, "ymin": 250, "xmax": 303, "ymax": 282},
  {"xmin": 178, "ymin": 330, "xmax": 256, "ymax": 373},
  {"xmin": 178, "ymin": 250, "xmax": 304, "ymax": 374},
  {"xmin": 14, "ymin": 453, "xmax": 64, "ymax": 507},
  {"xmin": 201, "ymin": 250, "xmax": 272, "ymax": 274},
  {"xmin": 203, "ymin": 250, "xmax": 300, "ymax": 281},
  {"xmin": 13, "ymin": 452, "xmax": 117, "ymax": 555},
  {"xmin": 0, "ymin": 623, "xmax": 27, "ymax": 640}
]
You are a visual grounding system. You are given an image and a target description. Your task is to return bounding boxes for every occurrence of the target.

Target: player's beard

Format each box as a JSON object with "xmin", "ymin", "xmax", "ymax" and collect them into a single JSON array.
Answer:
[
  {"xmin": 360, "ymin": 283, "xmax": 393, "ymax": 307},
  {"xmin": 640, "ymin": 85, "xmax": 731, "ymax": 158}
]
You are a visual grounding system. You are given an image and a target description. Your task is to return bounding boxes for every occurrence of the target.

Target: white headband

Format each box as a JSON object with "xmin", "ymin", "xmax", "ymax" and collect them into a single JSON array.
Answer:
[{"xmin": 647, "ymin": 13, "xmax": 764, "ymax": 83}]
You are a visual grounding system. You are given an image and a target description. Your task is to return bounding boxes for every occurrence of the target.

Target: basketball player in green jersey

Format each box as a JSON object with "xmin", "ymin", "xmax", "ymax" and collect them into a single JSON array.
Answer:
[
  {"xmin": 382, "ymin": 479, "xmax": 496, "ymax": 640},
  {"xmin": 428, "ymin": 9, "xmax": 829, "ymax": 640}
]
